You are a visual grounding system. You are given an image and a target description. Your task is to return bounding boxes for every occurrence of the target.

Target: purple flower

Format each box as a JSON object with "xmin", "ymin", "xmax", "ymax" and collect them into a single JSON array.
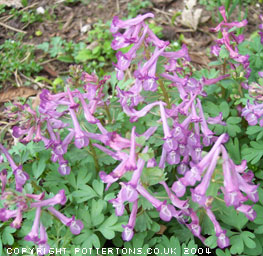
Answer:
[
  {"xmin": 161, "ymin": 44, "xmax": 190, "ymax": 61},
  {"xmin": 111, "ymin": 31, "xmax": 132, "ymax": 50},
  {"xmin": 206, "ymin": 207, "xmax": 229, "ymax": 249},
  {"xmin": 236, "ymin": 171, "xmax": 259, "ymax": 203},
  {"xmin": 26, "ymin": 192, "xmax": 45, "ymax": 201},
  {"xmin": 25, "ymin": 207, "xmax": 41, "ymax": 242},
  {"xmin": 0, "ymin": 169, "xmax": 7, "ymax": 194},
  {"xmin": 221, "ymin": 146, "xmax": 246, "ymax": 208},
  {"xmin": 99, "ymin": 156, "xmax": 129, "ymax": 190},
  {"xmin": 97, "ymin": 123, "xmax": 132, "ymax": 150},
  {"xmin": 0, "ymin": 208, "xmax": 17, "ymax": 222},
  {"xmin": 31, "ymin": 190, "xmax": 66, "ymax": 208},
  {"xmin": 122, "ymin": 200, "xmax": 138, "ymax": 241},
  {"xmin": 68, "ymin": 108, "xmax": 89, "ymax": 149},
  {"xmin": 159, "ymin": 103, "xmax": 178, "ymax": 152},
  {"xmin": 125, "ymin": 127, "xmax": 137, "ymax": 171},
  {"xmin": 58, "ymin": 156, "xmax": 71, "ymax": 176},
  {"xmin": 123, "ymin": 101, "xmax": 164, "ymax": 123},
  {"xmin": 67, "ymin": 87, "xmax": 79, "ymax": 109},
  {"xmin": 37, "ymin": 223, "xmax": 50, "ymax": 255},
  {"xmin": 119, "ymin": 149, "xmax": 147, "ymax": 202},
  {"xmin": 236, "ymin": 204, "xmax": 256, "ymax": 221},
  {"xmin": 14, "ymin": 166, "xmax": 29, "ymax": 192},
  {"xmin": 114, "ymin": 26, "xmax": 148, "ymax": 74},
  {"xmin": 78, "ymin": 92, "xmax": 98, "ymax": 124},
  {"xmin": 119, "ymin": 183, "xmax": 138, "ymax": 203},
  {"xmin": 160, "ymin": 181, "xmax": 189, "ymax": 212},
  {"xmin": 166, "ymin": 150, "xmax": 180, "ymax": 165},
  {"xmin": 138, "ymin": 45, "xmax": 168, "ymax": 91},
  {"xmin": 172, "ymin": 179, "xmax": 186, "ymax": 198},
  {"xmin": 48, "ymin": 207, "xmax": 83, "ymax": 235},
  {"xmin": 185, "ymin": 209, "xmax": 202, "ymax": 237},
  {"xmin": 110, "ymin": 13, "xmax": 154, "ymax": 34},
  {"xmin": 207, "ymin": 112, "xmax": 226, "ymax": 126},
  {"xmin": 0, "ymin": 145, "xmax": 29, "ymax": 191},
  {"xmin": 10, "ymin": 207, "xmax": 23, "ymax": 229},
  {"xmin": 161, "ymin": 72, "xmax": 186, "ymax": 86},
  {"xmin": 136, "ymin": 184, "xmax": 176, "ymax": 221},
  {"xmin": 197, "ymin": 99, "xmax": 214, "ymax": 138},
  {"xmin": 177, "ymin": 158, "xmax": 189, "ymax": 175},
  {"xmin": 93, "ymin": 143, "xmax": 122, "ymax": 161},
  {"xmin": 109, "ymin": 196, "xmax": 125, "ymax": 216},
  {"xmin": 145, "ymin": 26, "xmax": 168, "ymax": 48},
  {"xmin": 172, "ymin": 134, "xmax": 227, "ymax": 196},
  {"xmin": 191, "ymin": 147, "xmax": 221, "ymax": 207},
  {"xmin": 53, "ymin": 131, "xmax": 74, "ymax": 156}
]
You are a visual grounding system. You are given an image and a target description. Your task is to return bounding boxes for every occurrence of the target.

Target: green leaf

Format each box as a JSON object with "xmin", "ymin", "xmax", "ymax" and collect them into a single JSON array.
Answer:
[
  {"xmin": 241, "ymin": 231, "xmax": 256, "ymax": 249},
  {"xmin": 91, "ymin": 199, "xmax": 104, "ymax": 227},
  {"xmin": 57, "ymin": 55, "xmax": 74, "ymax": 63},
  {"xmin": 98, "ymin": 214, "xmax": 121, "ymax": 239},
  {"xmin": 75, "ymin": 49, "xmax": 92, "ymax": 62},
  {"xmin": 227, "ymin": 116, "xmax": 241, "ymax": 124},
  {"xmin": 76, "ymin": 167, "xmax": 92, "ymax": 188},
  {"xmin": 92, "ymin": 180, "xmax": 104, "ymax": 197},
  {"xmin": 40, "ymin": 210, "xmax": 53, "ymax": 228},
  {"xmin": 33, "ymin": 150, "xmax": 50, "ymax": 179},
  {"xmin": 205, "ymin": 235, "xmax": 217, "ymax": 249},
  {"xmin": 37, "ymin": 42, "xmax": 49, "ymax": 52},
  {"xmin": 141, "ymin": 167, "xmax": 166, "ymax": 186},
  {"xmin": 215, "ymin": 200, "xmax": 248, "ymax": 230},
  {"xmin": 255, "ymin": 225, "xmax": 263, "ymax": 234},
  {"xmin": 225, "ymin": 138, "xmax": 241, "ymax": 163},
  {"xmin": 2, "ymin": 227, "xmax": 16, "ymax": 245},
  {"xmin": 219, "ymin": 46, "xmax": 229, "ymax": 59},
  {"xmin": 230, "ymin": 235, "xmax": 244, "ymax": 254},
  {"xmin": 253, "ymin": 205, "xmax": 263, "ymax": 224},
  {"xmin": 134, "ymin": 212, "xmax": 152, "ymax": 232},
  {"xmin": 72, "ymin": 184, "xmax": 98, "ymax": 203},
  {"xmin": 246, "ymin": 126, "xmax": 263, "ymax": 136},
  {"xmin": 73, "ymin": 229, "xmax": 93, "ymax": 245},
  {"xmin": 156, "ymin": 236, "xmax": 181, "ymax": 256},
  {"xmin": 242, "ymin": 141, "xmax": 263, "ymax": 164},
  {"xmin": 219, "ymin": 101, "xmax": 230, "ymax": 118},
  {"xmin": 216, "ymin": 249, "xmax": 231, "ymax": 256},
  {"xmin": 243, "ymin": 237, "xmax": 263, "ymax": 255},
  {"xmin": 203, "ymin": 101, "xmax": 220, "ymax": 116}
]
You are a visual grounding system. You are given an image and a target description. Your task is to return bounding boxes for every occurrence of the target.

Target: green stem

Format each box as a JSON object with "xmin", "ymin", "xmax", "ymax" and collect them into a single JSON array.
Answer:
[
  {"xmin": 159, "ymin": 79, "xmax": 171, "ymax": 109},
  {"xmin": 89, "ymin": 141, "xmax": 100, "ymax": 173},
  {"xmin": 104, "ymin": 102, "xmax": 112, "ymax": 123},
  {"xmin": 238, "ymin": 82, "xmax": 244, "ymax": 97}
]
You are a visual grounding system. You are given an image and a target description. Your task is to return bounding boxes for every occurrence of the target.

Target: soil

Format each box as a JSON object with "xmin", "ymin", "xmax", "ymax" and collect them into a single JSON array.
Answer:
[{"xmin": 0, "ymin": 0, "xmax": 262, "ymax": 91}]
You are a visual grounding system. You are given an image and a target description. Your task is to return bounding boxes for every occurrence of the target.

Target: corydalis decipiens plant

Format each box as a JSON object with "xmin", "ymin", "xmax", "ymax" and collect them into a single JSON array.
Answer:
[
  {"xmin": 1, "ymin": 7, "xmax": 260, "ymax": 252},
  {"xmin": 106, "ymin": 12, "xmax": 259, "ymax": 249}
]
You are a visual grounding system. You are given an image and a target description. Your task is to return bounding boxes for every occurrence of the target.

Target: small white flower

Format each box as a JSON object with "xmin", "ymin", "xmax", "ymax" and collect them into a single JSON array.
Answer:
[
  {"xmin": 36, "ymin": 7, "xmax": 45, "ymax": 14},
  {"xmin": 81, "ymin": 24, "xmax": 90, "ymax": 33}
]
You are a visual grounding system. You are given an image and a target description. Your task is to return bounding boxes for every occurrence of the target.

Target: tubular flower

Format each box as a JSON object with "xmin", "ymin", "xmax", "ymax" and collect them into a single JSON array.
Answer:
[
  {"xmin": 0, "ymin": 144, "xmax": 29, "ymax": 192},
  {"xmin": 31, "ymin": 190, "xmax": 67, "ymax": 208},
  {"xmin": 122, "ymin": 200, "xmax": 138, "ymax": 241},
  {"xmin": 48, "ymin": 207, "xmax": 84, "ymax": 235}
]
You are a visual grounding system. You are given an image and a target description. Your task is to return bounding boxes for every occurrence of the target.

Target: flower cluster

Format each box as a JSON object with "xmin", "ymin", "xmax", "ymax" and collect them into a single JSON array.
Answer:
[
  {"xmin": 103, "ymin": 12, "xmax": 259, "ymax": 248},
  {"xmin": 0, "ymin": 6, "xmax": 260, "ymax": 252},
  {"xmin": 0, "ymin": 144, "xmax": 83, "ymax": 255},
  {"xmin": 210, "ymin": 6, "xmax": 250, "ymax": 80}
]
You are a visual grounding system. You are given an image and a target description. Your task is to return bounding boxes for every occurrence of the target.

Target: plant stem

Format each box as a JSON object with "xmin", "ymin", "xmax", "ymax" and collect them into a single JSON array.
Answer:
[
  {"xmin": 89, "ymin": 141, "xmax": 100, "ymax": 173},
  {"xmin": 104, "ymin": 102, "xmax": 112, "ymax": 123},
  {"xmin": 159, "ymin": 79, "xmax": 171, "ymax": 109}
]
